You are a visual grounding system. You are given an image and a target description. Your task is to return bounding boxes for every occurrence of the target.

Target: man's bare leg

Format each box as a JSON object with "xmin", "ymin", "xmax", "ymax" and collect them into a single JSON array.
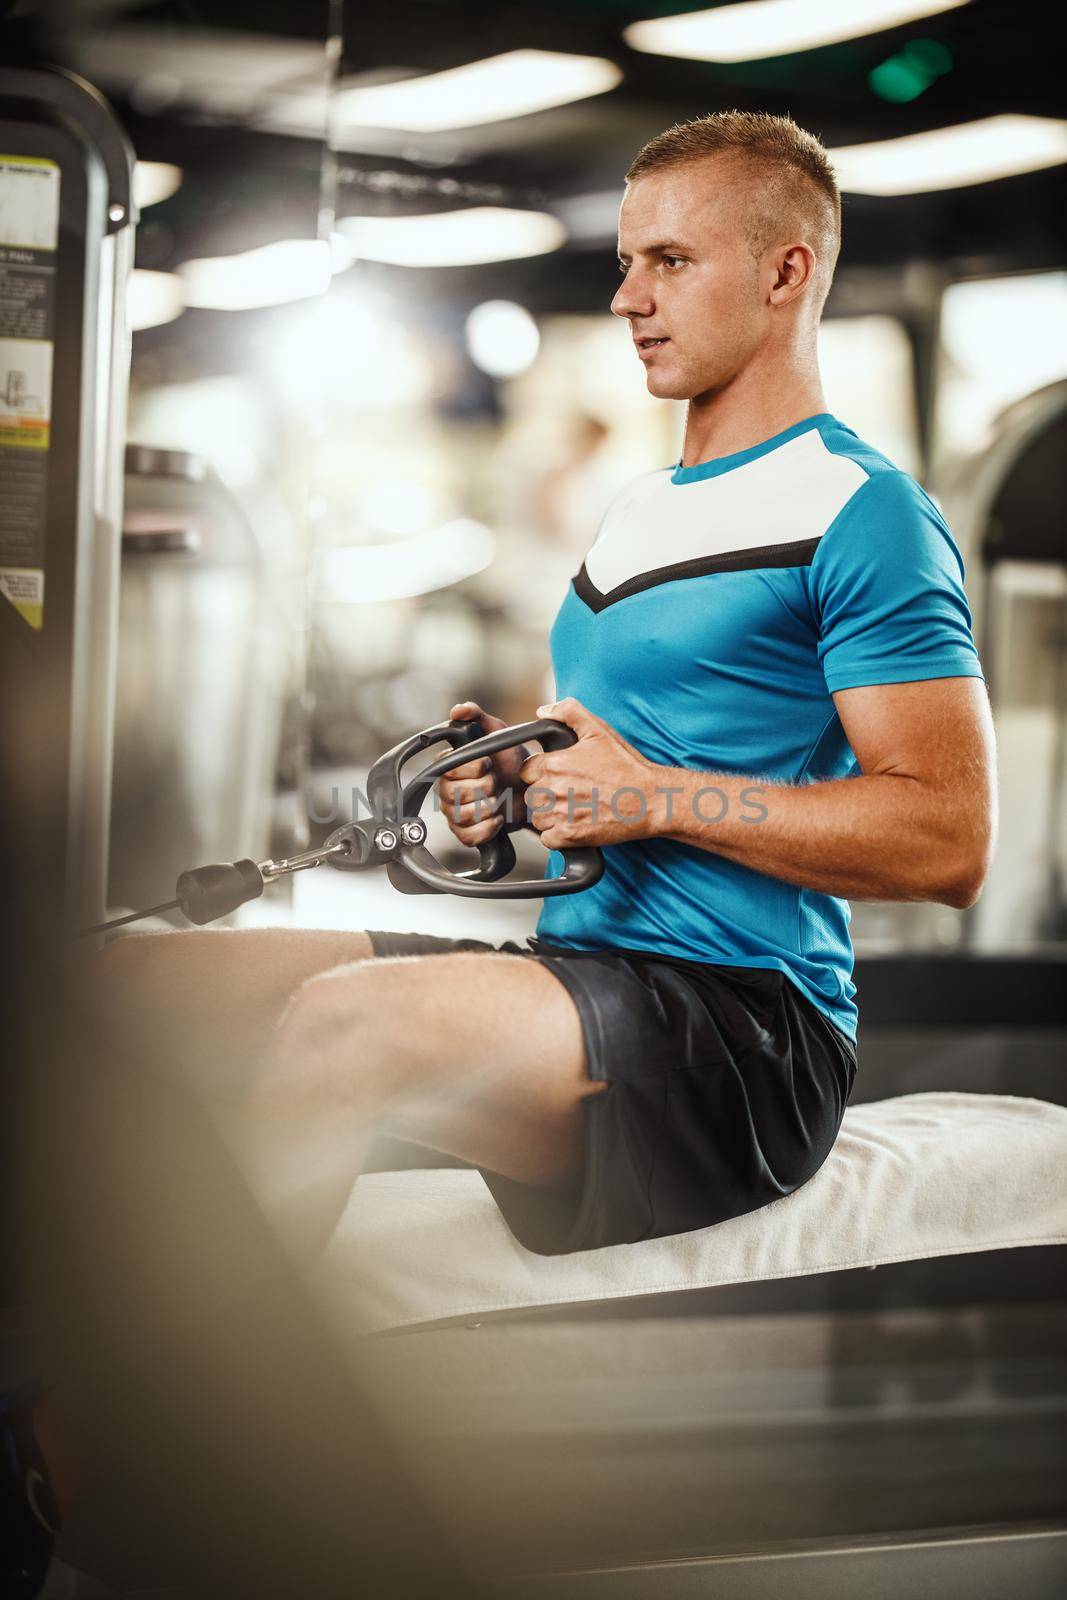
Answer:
[
  {"xmin": 97, "ymin": 931, "xmax": 606, "ymax": 1259},
  {"xmin": 26, "ymin": 932, "xmax": 491, "ymax": 1594},
  {"xmin": 95, "ymin": 928, "xmax": 378, "ymax": 1098}
]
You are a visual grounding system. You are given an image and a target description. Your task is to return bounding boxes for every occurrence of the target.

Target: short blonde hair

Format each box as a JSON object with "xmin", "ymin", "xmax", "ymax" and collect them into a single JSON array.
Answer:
[{"xmin": 626, "ymin": 110, "xmax": 841, "ymax": 304}]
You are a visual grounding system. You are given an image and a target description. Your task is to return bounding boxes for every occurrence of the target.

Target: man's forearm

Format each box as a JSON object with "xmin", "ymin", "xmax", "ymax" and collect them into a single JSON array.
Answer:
[{"xmin": 647, "ymin": 765, "xmax": 980, "ymax": 908}]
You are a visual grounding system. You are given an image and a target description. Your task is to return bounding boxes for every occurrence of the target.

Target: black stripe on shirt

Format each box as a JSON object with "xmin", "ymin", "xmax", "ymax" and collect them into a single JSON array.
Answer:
[{"xmin": 573, "ymin": 537, "xmax": 821, "ymax": 613}]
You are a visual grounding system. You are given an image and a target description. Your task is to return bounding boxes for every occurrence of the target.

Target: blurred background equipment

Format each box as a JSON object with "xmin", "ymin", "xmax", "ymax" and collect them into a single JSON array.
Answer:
[
  {"xmin": 957, "ymin": 378, "xmax": 1067, "ymax": 943},
  {"xmin": 110, "ymin": 443, "xmax": 289, "ymax": 924},
  {"xmin": 0, "ymin": 65, "xmax": 133, "ymax": 937}
]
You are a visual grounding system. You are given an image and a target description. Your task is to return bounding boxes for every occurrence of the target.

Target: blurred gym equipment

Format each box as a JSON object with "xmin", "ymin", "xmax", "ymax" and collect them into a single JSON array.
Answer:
[
  {"xmin": 961, "ymin": 379, "xmax": 1067, "ymax": 945},
  {"xmin": 109, "ymin": 443, "xmax": 287, "ymax": 922},
  {"xmin": 0, "ymin": 67, "xmax": 133, "ymax": 938}
]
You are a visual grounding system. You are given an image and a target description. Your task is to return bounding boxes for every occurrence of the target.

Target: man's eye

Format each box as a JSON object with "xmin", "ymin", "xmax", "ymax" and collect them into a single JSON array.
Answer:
[
  {"xmin": 616, "ymin": 261, "xmax": 628, "ymax": 274},
  {"xmin": 662, "ymin": 256, "xmax": 686, "ymax": 270}
]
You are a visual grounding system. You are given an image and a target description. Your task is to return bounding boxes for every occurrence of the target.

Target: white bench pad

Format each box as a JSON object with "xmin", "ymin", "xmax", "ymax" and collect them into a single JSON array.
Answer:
[{"xmin": 319, "ymin": 1092, "xmax": 1067, "ymax": 1336}]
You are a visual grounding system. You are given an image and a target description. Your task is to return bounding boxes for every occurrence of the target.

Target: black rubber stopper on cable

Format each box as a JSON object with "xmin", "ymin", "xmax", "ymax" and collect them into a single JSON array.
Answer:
[{"xmin": 175, "ymin": 859, "xmax": 264, "ymax": 925}]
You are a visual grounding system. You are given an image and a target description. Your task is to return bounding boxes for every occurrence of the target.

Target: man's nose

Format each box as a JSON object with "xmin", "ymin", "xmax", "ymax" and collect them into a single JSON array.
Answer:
[{"xmin": 611, "ymin": 267, "xmax": 654, "ymax": 321}]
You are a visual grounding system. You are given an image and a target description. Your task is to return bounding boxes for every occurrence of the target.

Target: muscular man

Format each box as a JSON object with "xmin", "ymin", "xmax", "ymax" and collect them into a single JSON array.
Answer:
[{"xmin": 103, "ymin": 110, "xmax": 996, "ymax": 1264}]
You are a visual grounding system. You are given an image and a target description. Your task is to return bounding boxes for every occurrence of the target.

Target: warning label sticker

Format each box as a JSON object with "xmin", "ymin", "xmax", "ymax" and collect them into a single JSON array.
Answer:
[
  {"xmin": 0, "ymin": 566, "xmax": 43, "ymax": 628},
  {"xmin": 0, "ymin": 154, "xmax": 58, "ymax": 631}
]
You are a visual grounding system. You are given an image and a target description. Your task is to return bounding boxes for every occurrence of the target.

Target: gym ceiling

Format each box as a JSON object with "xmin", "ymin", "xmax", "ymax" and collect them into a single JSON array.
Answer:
[{"xmin": 6, "ymin": 1, "xmax": 1064, "ymax": 327}]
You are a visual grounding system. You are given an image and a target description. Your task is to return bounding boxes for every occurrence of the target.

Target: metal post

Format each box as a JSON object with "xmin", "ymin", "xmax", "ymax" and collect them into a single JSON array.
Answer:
[{"xmin": 0, "ymin": 67, "xmax": 135, "ymax": 939}]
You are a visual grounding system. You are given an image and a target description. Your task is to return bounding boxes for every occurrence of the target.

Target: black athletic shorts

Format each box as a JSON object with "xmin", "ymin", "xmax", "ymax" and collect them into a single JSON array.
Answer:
[{"xmin": 364, "ymin": 929, "xmax": 858, "ymax": 1258}]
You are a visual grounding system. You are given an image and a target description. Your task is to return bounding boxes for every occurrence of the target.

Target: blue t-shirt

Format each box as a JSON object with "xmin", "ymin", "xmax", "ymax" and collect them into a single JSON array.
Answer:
[{"xmin": 534, "ymin": 411, "xmax": 985, "ymax": 1041}]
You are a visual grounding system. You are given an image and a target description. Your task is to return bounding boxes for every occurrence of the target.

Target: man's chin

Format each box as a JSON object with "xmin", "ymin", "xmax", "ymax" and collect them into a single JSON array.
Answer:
[{"xmin": 644, "ymin": 369, "xmax": 690, "ymax": 401}]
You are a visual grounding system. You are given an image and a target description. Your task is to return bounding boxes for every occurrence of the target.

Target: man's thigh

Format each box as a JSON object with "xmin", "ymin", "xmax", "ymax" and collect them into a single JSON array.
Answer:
[
  {"xmin": 276, "ymin": 948, "xmax": 605, "ymax": 1190},
  {"xmin": 97, "ymin": 926, "xmax": 603, "ymax": 1189}
]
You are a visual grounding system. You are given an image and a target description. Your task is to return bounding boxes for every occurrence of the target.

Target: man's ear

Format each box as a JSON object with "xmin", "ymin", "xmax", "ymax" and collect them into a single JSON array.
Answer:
[{"xmin": 770, "ymin": 243, "xmax": 816, "ymax": 303}]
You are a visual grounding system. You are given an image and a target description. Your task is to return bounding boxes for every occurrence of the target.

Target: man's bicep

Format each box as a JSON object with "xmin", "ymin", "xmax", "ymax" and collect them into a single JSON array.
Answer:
[{"xmin": 832, "ymin": 677, "xmax": 997, "ymax": 787}]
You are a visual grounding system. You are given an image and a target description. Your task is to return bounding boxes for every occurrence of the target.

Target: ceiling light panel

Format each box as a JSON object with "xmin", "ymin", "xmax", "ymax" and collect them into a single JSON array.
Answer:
[
  {"xmin": 128, "ymin": 269, "xmax": 184, "ymax": 331},
  {"xmin": 333, "ymin": 50, "xmax": 622, "ymax": 132},
  {"xmin": 336, "ymin": 208, "xmax": 566, "ymax": 268},
  {"xmin": 624, "ymin": 0, "xmax": 970, "ymax": 64},
  {"xmin": 132, "ymin": 162, "xmax": 183, "ymax": 209},
  {"xmin": 179, "ymin": 240, "xmax": 334, "ymax": 311},
  {"xmin": 831, "ymin": 115, "xmax": 1067, "ymax": 194}
]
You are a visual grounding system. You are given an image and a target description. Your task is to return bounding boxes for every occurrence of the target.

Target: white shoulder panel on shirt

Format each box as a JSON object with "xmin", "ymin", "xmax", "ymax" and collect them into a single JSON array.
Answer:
[{"xmin": 584, "ymin": 428, "xmax": 870, "ymax": 595}]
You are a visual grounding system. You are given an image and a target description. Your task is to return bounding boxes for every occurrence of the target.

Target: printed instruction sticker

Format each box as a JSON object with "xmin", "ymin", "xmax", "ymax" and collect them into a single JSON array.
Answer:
[
  {"xmin": 0, "ymin": 154, "xmax": 60, "ymax": 250},
  {"xmin": 0, "ymin": 337, "xmax": 52, "ymax": 446},
  {"xmin": 0, "ymin": 155, "xmax": 59, "ymax": 631}
]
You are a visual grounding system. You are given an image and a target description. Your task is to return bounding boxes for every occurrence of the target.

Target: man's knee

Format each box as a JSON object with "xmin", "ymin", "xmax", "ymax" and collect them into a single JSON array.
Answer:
[
  {"xmin": 89, "ymin": 928, "xmax": 159, "ymax": 976},
  {"xmin": 89, "ymin": 929, "xmax": 195, "ymax": 1003},
  {"xmin": 255, "ymin": 964, "xmax": 397, "ymax": 1113}
]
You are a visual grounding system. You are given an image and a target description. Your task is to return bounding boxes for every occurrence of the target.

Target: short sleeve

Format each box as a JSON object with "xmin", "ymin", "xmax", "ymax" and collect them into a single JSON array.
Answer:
[{"xmin": 809, "ymin": 469, "xmax": 985, "ymax": 693}]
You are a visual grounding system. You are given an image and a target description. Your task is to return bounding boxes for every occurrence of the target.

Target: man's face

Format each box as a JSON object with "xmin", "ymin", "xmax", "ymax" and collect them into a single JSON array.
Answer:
[{"xmin": 611, "ymin": 160, "xmax": 766, "ymax": 402}]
